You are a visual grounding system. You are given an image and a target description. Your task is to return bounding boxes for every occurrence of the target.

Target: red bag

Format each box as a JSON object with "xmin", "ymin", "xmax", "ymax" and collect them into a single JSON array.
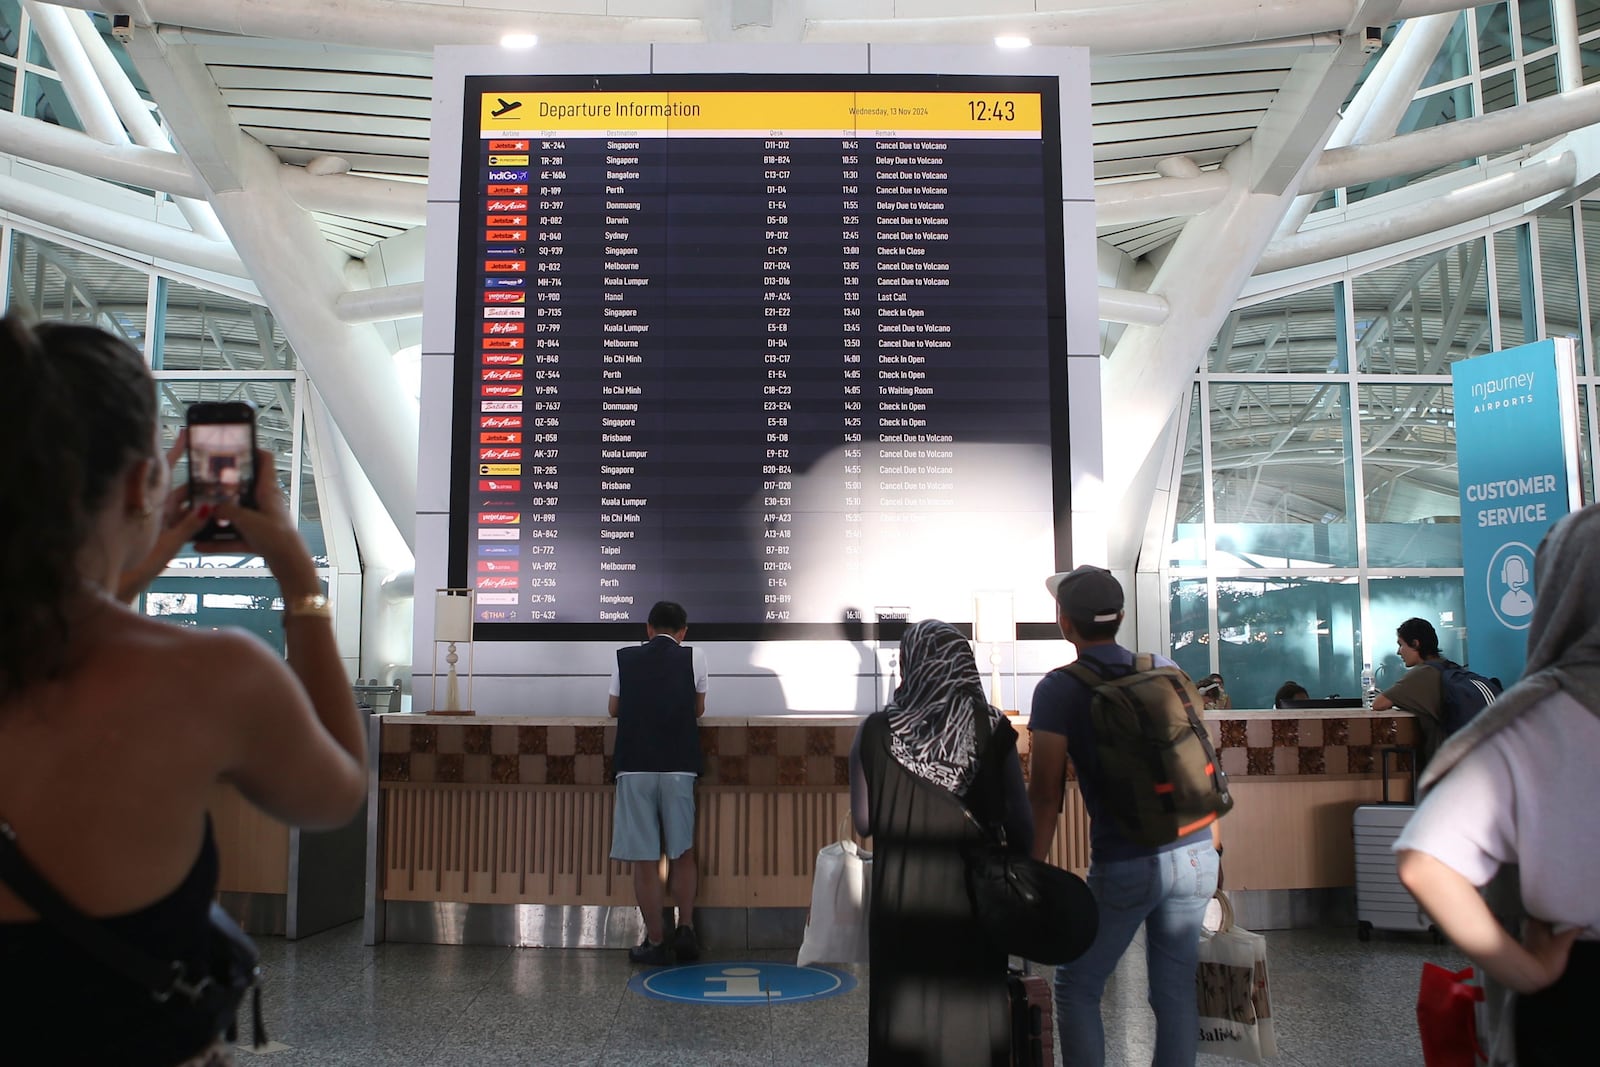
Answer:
[{"xmin": 1417, "ymin": 963, "xmax": 1485, "ymax": 1066}]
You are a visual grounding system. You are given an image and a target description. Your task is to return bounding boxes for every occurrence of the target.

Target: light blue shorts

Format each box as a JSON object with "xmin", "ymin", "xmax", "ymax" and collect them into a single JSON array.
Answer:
[{"xmin": 610, "ymin": 773, "xmax": 697, "ymax": 862}]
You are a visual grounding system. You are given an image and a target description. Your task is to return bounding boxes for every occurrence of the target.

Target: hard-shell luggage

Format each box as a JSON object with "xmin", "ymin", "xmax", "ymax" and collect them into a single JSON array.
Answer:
[
  {"xmin": 1007, "ymin": 968, "xmax": 1053, "ymax": 1066},
  {"xmin": 1354, "ymin": 745, "xmax": 1437, "ymax": 941}
]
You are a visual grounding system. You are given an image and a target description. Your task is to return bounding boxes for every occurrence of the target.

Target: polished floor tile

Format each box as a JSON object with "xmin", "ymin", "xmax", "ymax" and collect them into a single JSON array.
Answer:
[{"xmin": 236, "ymin": 921, "xmax": 1465, "ymax": 1066}]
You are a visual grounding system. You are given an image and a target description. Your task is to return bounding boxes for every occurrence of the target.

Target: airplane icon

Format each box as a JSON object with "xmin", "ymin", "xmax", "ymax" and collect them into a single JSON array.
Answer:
[{"xmin": 491, "ymin": 98, "xmax": 522, "ymax": 118}]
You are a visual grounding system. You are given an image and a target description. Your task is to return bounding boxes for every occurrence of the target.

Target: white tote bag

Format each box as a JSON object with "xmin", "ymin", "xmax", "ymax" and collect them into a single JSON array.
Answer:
[
  {"xmin": 1195, "ymin": 892, "xmax": 1277, "ymax": 1062},
  {"xmin": 796, "ymin": 818, "xmax": 871, "ymax": 966}
]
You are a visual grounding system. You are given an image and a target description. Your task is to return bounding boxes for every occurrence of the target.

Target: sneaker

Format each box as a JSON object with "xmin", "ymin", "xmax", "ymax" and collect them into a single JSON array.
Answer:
[
  {"xmin": 672, "ymin": 924, "xmax": 700, "ymax": 962},
  {"xmin": 628, "ymin": 937, "xmax": 674, "ymax": 966}
]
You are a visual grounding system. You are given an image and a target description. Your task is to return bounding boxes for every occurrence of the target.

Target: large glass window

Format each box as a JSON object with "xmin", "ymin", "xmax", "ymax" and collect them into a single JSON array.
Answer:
[
  {"xmin": 1361, "ymin": 382, "xmax": 1461, "ymax": 567},
  {"xmin": 1216, "ymin": 576, "xmax": 1362, "ymax": 709},
  {"xmin": 1167, "ymin": 578, "xmax": 1211, "ymax": 683},
  {"xmin": 21, "ymin": 71, "xmax": 82, "ymax": 132},
  {"xmin": 1209, "ymin": 284, "xmax": 1343, "ymax": 373},
  {"xmin": 157, "ymin": 280, "xmax": 296, "ymax": 371},
  {"xmin": 6, "ymin": 232, "xmax": 149, "ymax": 343},
  {"xmin": 1353, "ymin": 241, "xmax": 1491, "ymax": 373},
  {"xmin": 1169, "ymin": 386, "xmax": 1205, "ymax": 567},
  {"xmin": 1367, "ymin": 576, "xmax": 1470, "ymax": 685},
  {"xmin": 1495, "ymin": 225, "xmax": 1535, "ymax": 349}
]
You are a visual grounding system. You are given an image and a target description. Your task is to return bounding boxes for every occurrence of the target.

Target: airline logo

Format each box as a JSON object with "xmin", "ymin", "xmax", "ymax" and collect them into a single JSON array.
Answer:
[
  {"xmin": 478, "ymin": 527, "xmax": 520, "ymax": 540},
  {"xmin": 484, "ymin": 259, "xmax": 526, "ymax": 272},
  {"xmin": 485, "ymin": 215, "xmax": 528, "ymax": 228},
  {"xmin": 485, "ymin": 277, "xmax": 526, "ymax": 289},
  {"xmin": 486, "ymin": 200, "xmax": 528, "ymax": 213},
  {"xmin": 488, "ymin": 154, "xmax": 529, "ymax": 167},
  {"xmin": 480, "ymin": 430, "xmax": 523, "ymax": 443},
  {"xmin": 487, "ymin": 184, "xmax": 529, "ymax": 197},
  {"xmin": 479, "ymin": 478, "xmax": 522, "ymax": 493},
  {"xmin": 484, "ymin": 321, "xmax": 524, "ymax": 335},
  {"xmin": 483, "ymin": 339, "xmax": 524, "ymax": 352},
  {"xmin": 480, "ymin": 463, "xmax": 522, "ymax": 475},
  {"xmin": 477, "ymin": 596, "xmax": 520, "ymax": 609},
  {"xmin": 483, "ymin": 291, "xmax": 526, "ymax": 305},
  {"xmin": 481, "ymin": 415, "xmax": 523, "ymax": 429},
  {"xmin": 479, "ymin": 511, "xmax": 521, "ymax": 524},
  {"xmin": 480, "ymin": 447, "xmax": 522, "ymax": 460},
  {"xmin": 483, "ymin": 352, "xmax": 524, "ymax": 366},
  {"xmin": 477, "ymin": 576, "xmax": 519, "ymax": 590},
  {"xmin": 488, "ymin": 140, "xmax": 529, "ymax": 152},
  {"xmin": 480, "ymin": 401, "xmax": 523, "ymax": 413},
  {"xmin": 482, "ymin": 384, "xmax": 523, "ymax": 397},
  {"xmin": 478, "ymin": 560, "xmax": 520, "ymax": 574},
  {"xmin": 477, "ymin": 544, "xmax": 520, "ymax": 557},
  {"xmin": 487, "ymin": 168, "xmax": 528, "ymax": 183},
  {"xmin": 482, "ymin": 307, "xmax": 525, "ymax": 320},
  {"xmin": 485, "ymin": 229, "xmax": 528, "ymax": 242},
  {"xmin": 485, "ymin": 244, "xmax": 526, "ymax": 256},
  {"xmin": 481, "ymin": 369, "xmax": 524, "ymax": 382}
]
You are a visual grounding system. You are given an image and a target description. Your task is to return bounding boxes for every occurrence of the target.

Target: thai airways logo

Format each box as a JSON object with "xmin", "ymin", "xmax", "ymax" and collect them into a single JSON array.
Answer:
[
  {"xmin": 476, "ymin": 602, "xmax": 518, "ymax": 614},
  {"xmin": 483, "ymin": 291, "xmax": 526, "ymax": 305},
  {"xmin": 482, "ymin": 307, "xmax": 525, "ymax": 320},
  {"xmin": 480, "ymin": 415, "xmax": 523, "ymax": 429},
  {"xmin": 488, "ymin": 140, "xmax": 529, "ymax": 152},
  {"xmin": 483, "ymin": 322, "xmax": 524, "ymax": 335},
  {"xmin": 484, "ymin": 259, "xmax": 526, "ymax": 273},
  {"xmin": 479, "ymin": 479, "xmax": 522, "ymax": 493},
  {"xmin": 476, "ymin": 576, "xmax": 519, "ymax": 590},
  {"xmin": 486, "ymin": 200, "xmax": 528, "ymax": 213},
  {"xmin": 482, "ymin": 353, "xmax": 524, "ymax": 366},
  {"xmin": 478, "ymin": 527, "xmax": 520, "ymax": 540},
  {"xmin": 487, "ymin": 184, "xmax": 529, "ymax": 197},
  {"xmin": 479, "ymin": 463, "xmax": 522, "ymax": 475},
  {"xmin": 478, "ymin": 512, "xmax": 521, "ymax": 525},
  {"xmin": 480, "ymin": 447, "xmax": 523, "ymax": 460},
  {"xmin": 486, "ymin": 168, "xmax": 528, "ymax": 182},
  {"xmin": 485, "ymin": 230, "xmax": 528, "ymax": 242},
  {"xmin": 477, "ymin": 560, "xmax": 520, "ymax": 574}
]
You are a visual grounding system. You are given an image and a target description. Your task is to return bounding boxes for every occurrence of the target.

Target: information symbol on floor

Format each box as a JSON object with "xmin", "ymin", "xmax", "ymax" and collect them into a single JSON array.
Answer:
[{"xmin": 629, "ymin": 962, "xmax": 857, "ymax": 1005}]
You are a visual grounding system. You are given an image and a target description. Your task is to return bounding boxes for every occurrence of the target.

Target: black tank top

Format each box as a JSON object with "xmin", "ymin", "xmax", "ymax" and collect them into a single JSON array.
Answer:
[{"xmin": 0, "ymin": 819, "xmax": 222, "ymax": 1065}]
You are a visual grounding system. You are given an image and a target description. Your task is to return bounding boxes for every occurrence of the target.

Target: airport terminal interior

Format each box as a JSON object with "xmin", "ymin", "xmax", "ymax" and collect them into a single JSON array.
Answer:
[{"xmin": 3, "ymin": 0, "xmax": 1598, "ymax": 1063}]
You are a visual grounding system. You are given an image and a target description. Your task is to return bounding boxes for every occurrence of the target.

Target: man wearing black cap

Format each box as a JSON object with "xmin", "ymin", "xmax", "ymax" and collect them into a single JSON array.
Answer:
[{"xmin": 1028, "ymin": 565, "xmax": 1220, "ymax": 1067}]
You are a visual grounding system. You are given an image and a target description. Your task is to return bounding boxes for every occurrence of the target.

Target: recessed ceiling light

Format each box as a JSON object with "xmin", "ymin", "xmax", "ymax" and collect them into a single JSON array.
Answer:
[
  {"xmin": 500, "ymin": 33, "xmax": 538, "ymax": 49},
  {"xmin": 995, "ymin": 35, "xmax": 1031, "ymax": 49}
]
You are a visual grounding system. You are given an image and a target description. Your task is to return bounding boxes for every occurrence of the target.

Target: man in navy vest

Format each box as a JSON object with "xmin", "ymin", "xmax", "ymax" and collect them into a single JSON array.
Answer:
[{"xmin": 608, "ymin": 600, "xmax": 708, "ymax": 965}]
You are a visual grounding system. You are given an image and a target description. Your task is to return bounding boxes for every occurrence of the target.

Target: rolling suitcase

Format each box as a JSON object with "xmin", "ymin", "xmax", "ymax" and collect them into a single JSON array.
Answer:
[
  {"xmin": 1353, "ymin": 745, "xmax": 1436, "ymax": 941},
  {"xmin": 1007, "ymin": 968, "xmax": 1053, "ymax": 1067}
]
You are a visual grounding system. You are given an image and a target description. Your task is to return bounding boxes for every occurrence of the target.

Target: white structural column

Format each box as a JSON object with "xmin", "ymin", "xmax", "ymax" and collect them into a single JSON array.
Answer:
[
  {"xmin": 22, "ymin": 2, "xmax": 128, "ymax": 145},
  {"xmin": 0, "ymin": 107, "xmax": 203, "ymax": 195},
  {"xmin": 1554, "ymin": 0, "xmax": 1582, "ymax": 94},
  {"xmin": 120, "ymin": 30, "xmax": 419, "ymax": 544}
]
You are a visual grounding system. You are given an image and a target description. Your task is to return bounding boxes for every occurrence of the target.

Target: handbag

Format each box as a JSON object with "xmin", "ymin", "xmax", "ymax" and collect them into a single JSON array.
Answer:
[
  {"xmin": 0, "ymin": 819, "xmax": 265, "ymax": 1050},
  {"xmin": 1417, "ymin": 962, "xmax": 1486, "ymax": 1066},
  {"xmin": 796, "ymin": 813, "xmax": 871, "ymax": 966},
  {"xmin": 1195, "ymin": 891, "xmax": 1276, "ymax": 1063},
  {"xmin": 960, "ymin": 711, "xmax": 1098, "ymax": 966}
]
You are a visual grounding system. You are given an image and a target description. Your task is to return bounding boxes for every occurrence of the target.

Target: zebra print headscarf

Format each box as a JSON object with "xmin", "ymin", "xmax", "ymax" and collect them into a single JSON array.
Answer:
[{"xmin": 886, "ymin": 619, "xmax": 1005, "ymax": 795}]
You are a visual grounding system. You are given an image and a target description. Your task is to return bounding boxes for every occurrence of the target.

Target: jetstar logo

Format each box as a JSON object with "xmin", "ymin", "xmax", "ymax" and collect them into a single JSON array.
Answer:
[
  {"xmin": 479, "ymin": 478, "xmax": 522, "ymax": 493},
  {"xmin": 485, "ymin": 230, "xmax": 528, "ymax": 242},
  {"xmin": 479, "ymin": 447, "xmax": 522, "ymax": 460},
  {"xmin": 488, "ymin": 140, "xmax": 529, "ymax": 152},
  {"xmin": 486, "ymin": 200, "xmax": 527, "ymax": 213},
  {"xmin": 476, "ymin": 576, "xmax": 519, "ymax": 590},
  {"xmin": 483, "ymin": 307, "xmax": 525, "ymax": 319},
  {"xmin": 484, "ymin": 259, "xmax": 526, "ymax": 272},
  {"xmin": 486, "ymin": 169, "xmax": 528, "ymax": 182},
  {"xmin": 478, "ymin": 527, "xmax": 520, "ymax": 540},
  {"xmin": 485, "ymin": 214, "xmax": 527, "ymax": 228},
  {"xmin": 480, "ymin": 401, "xmax": 523, "ymax": 413},
  {"xmin": 479, "ymin": 463, "xmax": 522, "ymax": 475},
  {"xmin": 481, "ymin": 415, "xmax": 523, "ymax": 429},
  {"xmin": 488, "ymin": 154, "xmax": 529, "ymax": 167},
  {"xmin": 485, "ymin": 277, "xmax": 526, "ymax": 289},
  {"xmin": 481, "ymin": 368, "xmax": 524, "ymax": 381},
  {"xmin": 483, "ymin": 322, "xmax": 524, "ymax": 335},
  {"xmin": 481, "ymin": 384, "xmax": 523, "ymax": 397},
  {"xmin": 477, "ymin": 560, "xmax": 520, "ymax": 574},
  {"xmin": 480, "ymin": 431, "xmax": 523, "ymax": 443},
  {"xmin": 482, "ymin": 338, "xmax": 524, "ymax": 351},
  {"xmin": 482, "ymin": 353, "xmax": 524, "ymax": 366},
  {"xmin": 483, "ymin": 291, "xmax": 526, "ymax": 304},
  {"xmin": 478, "ymin": 511, "xmax": 520, "ymax": 524},
  {"xmin": 487, "ymin": 184, "xmax": 529, "ymax": 196}
]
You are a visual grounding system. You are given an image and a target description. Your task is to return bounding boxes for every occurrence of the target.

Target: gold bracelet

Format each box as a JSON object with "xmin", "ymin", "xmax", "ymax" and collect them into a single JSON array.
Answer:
[{"xmin": 284, "ymin": 593, "xmax": 332, "ymax": 619}]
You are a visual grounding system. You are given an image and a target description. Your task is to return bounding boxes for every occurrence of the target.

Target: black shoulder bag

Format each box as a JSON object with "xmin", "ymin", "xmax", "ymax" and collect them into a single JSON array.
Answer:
[
  {"xmin": 959, "ymin": 712, "xmax": 1099, "ymax": 965},
  {"xmin": 0, "ymin": 820, "xmax": 265, "ymax": 1051}
]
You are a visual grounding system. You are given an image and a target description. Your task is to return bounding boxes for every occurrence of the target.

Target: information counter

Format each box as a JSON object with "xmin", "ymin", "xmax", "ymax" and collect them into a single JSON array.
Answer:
[{"xmin": 345, "ymin": 709, "xmax": 1416, "ymax": 946}]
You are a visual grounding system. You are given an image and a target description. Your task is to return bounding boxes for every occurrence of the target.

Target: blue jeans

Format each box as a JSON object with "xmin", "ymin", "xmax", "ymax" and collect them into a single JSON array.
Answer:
[{"xmin": 1054, "ymin": 842, "xmax": 1219, "ymax": 1067}]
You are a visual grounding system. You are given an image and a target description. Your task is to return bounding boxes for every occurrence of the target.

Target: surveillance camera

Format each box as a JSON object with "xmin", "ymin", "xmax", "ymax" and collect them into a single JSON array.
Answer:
[
  {"xmin": 111, "ymin": 14, "xmax": 133, "ymax": 44},
  {"xmin": 1361, "ymin": 25, "xmax": 1383, "ymax": 54}
]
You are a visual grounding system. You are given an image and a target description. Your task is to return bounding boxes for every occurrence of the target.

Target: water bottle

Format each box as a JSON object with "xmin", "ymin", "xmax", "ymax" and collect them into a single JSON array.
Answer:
[{"xmin": 1361, "ymin": 662, "xmax": 1374, "ymax": 708}]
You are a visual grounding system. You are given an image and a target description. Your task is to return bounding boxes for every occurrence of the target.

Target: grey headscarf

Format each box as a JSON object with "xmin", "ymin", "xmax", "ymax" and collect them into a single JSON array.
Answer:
[
  {"xmin": 886, "ymin": 619, "xmax": 1006, "ymax": 795},
  {"xmin": 1419, "ymin": 502, "xmax": 1600, "ymax": 795}
]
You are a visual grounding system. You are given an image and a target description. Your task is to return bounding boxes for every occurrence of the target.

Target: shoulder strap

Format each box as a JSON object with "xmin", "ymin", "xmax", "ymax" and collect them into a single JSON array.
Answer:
[
  {"xmin": 1133, "ymin": 653, "xmax": 1155, "ymax": 672},
  {"xmin": 0, "ymin": 821, "xmax": 192, "ymax": 1001}
]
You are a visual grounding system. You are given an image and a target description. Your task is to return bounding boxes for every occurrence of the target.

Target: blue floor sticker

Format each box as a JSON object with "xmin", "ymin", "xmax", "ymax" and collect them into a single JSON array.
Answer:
[{"xmin": 629, "ymin": 962, "xmax": 857, "ymax": 1005}]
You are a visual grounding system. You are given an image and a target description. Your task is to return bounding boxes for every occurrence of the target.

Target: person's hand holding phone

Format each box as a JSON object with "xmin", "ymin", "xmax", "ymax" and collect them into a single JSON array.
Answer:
[
  {"xmin": 201, "ymin": 449, "xmax": 322, "ymax": 601},
  {"xmin": 116, "ymin": 430, "xmax": 213, "ymax": 603}
]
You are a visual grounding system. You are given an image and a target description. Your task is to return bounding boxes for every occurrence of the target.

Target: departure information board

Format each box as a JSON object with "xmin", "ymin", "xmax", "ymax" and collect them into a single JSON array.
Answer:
[{"xmin": 450, "ymin": 75, "xmax": 1069, "ymax": 639}]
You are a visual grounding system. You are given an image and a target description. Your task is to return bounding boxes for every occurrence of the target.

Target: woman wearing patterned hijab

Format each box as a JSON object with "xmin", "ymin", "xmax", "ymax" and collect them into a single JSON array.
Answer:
[{"xmin": 849, "ymin": 619, "xmax": 1031, "ymax": 1065}]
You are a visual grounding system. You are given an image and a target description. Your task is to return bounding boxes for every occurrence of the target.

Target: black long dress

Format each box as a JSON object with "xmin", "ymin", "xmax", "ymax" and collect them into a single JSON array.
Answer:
[{"xmin": 857, "ymin": 710, "xmax": 1014, "ymax": 1066}]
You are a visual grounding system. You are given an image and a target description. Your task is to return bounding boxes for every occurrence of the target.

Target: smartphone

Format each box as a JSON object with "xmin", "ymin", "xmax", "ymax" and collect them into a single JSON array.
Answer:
[{"xmin": 186, "ymin": 401, "xmax": 258, "ymax": 542}]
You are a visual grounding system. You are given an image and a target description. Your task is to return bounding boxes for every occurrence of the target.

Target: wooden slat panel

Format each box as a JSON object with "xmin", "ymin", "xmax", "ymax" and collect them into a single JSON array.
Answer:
[
  {"xmin": 207, "ymin": 784, "xmax": 289, "ymax": 894},
  {"xmin": 1225, "ymin": 778, "xmax": 1411, "ymax": 890}
]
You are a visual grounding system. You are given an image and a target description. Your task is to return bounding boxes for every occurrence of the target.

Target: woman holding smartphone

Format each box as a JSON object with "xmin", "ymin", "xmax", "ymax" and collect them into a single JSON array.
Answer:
[{"xmin": 0, "ymin": 317, "xmax": 367, "ymax": 1065}]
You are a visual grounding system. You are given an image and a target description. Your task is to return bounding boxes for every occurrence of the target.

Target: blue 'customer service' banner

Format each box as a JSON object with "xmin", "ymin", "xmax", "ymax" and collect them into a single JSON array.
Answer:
[{"xmin": 1451, "ymin": 338, "xmax": 1581, "ymax": 687}]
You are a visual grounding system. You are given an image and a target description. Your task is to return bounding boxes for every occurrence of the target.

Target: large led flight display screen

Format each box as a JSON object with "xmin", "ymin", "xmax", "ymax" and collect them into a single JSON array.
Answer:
[{"xmin": 449, "ymin": 74, "xmax": 1070, "ymax": 639}]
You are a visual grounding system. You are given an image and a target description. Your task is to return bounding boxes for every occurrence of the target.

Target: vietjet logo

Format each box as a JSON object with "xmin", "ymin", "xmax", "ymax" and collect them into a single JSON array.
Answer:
[
  {"xmin": 484, "ymin": 260, "xmax": 526, "ymax": 272},
  {"xmin": 481, "ymin": 415, "xmax": 523, "ymax": 429},
  {"xmin": 482, "ymin": 353, "xmax": 524, "ymax": 366},
  {"xmin": 488, "ymin": 140, "xmax": 529, "ymax": 152},
  {"xmin": 486, "ymin": 200, "xmax": 528, "ymax": 213},
  {"xmin": 478, "ymin": 512, "xmax": 521, "ymax": 524},
  {"xmin": 486, "ymin": 169, "xmax": 528, "ymax": 182},
  {"xmin": 477, "ymin": 560, "xmax": 520, "ymax": 574},
  {"xmin": 479, "ymin": 447, "xmax": 523, "ymax": 460},
  {"xmin": 480, "ymin": 431, "xmax": 523, "ymax": 443},
  {"xmin": 486, "ymin": 214, "xmax": 527, "ymax": 228},
  {"xmin": 483, "ymin": 291, "xmax": 526, "ymax": 305},
  {"xmin": 485, "ymin": 230, "xmax": 528, "ymax": 242},
  {"xmin": 488, "ymin": 154, "xmax": 529, "ymax": 167},
  {"xmin": 483, "ymin": 338, "xmax": 524, "ymax": 350},
  {"xmin": 482, "ymin": 307, "xmax": 525, "ymax": 319},
  {"xmin": 481, "ymin": 369, "xmax": 524, "ymax": 382},
  {"xmin": 479, "ymin": 479, "xmax": 522, "ymax": 493},
  {"xmin": 480, "ymin": 401, "xmax": 522, "ymax": 413},
  {"xmin": 479, "ymin": 463, "xmax": 522, "ymax": 475},
  {"xmin": 482, "ymin": 385, "xmax": 523, "ymax": 398},
  {"xmin": 487, "ymin": 184, "xmax": 529, "ymax": 197},
  {"xmin": 478, "ymin": 527, "xmax": 520, "ymax": 541},
  {"xmin": 476, "ymin": 576, "xmax": 519, "ymax": 590}
]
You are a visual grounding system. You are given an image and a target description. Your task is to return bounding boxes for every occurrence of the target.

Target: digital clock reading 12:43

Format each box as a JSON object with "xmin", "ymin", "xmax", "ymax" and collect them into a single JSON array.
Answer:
[{"xmin": 967, "ymin": 99, "xmax": 1018, "ymax": 122}]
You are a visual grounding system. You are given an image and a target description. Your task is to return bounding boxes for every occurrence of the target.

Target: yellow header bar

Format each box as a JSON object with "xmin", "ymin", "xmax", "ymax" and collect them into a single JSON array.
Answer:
[{"xmin": 478, "ymin": 91, "xmax": 1042, "ymax": 134}]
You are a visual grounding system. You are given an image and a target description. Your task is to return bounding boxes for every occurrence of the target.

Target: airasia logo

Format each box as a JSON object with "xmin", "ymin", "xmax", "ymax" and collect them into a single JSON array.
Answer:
[
  {"xmin": 483, "ymin": 322, "xmax": 524, "ymax": 335},
  {"xmin": 479, "ymin": 478, "xmax": 521, "ymax": 492},
  {"xmin": 476, "ymin": 576, "xmax": 519, "ymax": 590},
  {"xmin": 477, "ymin": 560, "xmax": 520, "ymax": 574},
  {"xmin": 483, "ymin": 338, "xmax": 524, "ymax": 350},
  {"xmin": 483, "ymin": 352, "xmax": 523, "ymax": 365},
  {"xmin": 486, "ymin": 200, "xmax": 527, "ymax": 213},
  {"xmin": 480, "ymin": 416, "xmax": 523, "ymax": 429},
  {"xmin": 479, "ymin": 447, "xmax": 522, "ymax": 460},
  {"xmin": 481, "ymin": 369, "xmax": 523, "ymax": 381},
  {"xmin": 478, "ymin": 512, "xmax": 520, "ymax": 524}
]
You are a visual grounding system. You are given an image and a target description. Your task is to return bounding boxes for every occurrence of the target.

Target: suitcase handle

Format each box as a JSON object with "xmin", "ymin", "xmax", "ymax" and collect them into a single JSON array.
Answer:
[{"xmin": 1377, "ymin": 745, "xmax": 1416, "ymax": 805}]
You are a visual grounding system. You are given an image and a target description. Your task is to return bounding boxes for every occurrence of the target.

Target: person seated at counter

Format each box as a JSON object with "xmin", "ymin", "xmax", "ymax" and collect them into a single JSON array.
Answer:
[
  {"xmin": 607, "ymin": 600, "xmax": 708, "ymax": 966},
  {"xmin": 1274, "ymin": 681, "xmax": 1310, "ymax": 708}
]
